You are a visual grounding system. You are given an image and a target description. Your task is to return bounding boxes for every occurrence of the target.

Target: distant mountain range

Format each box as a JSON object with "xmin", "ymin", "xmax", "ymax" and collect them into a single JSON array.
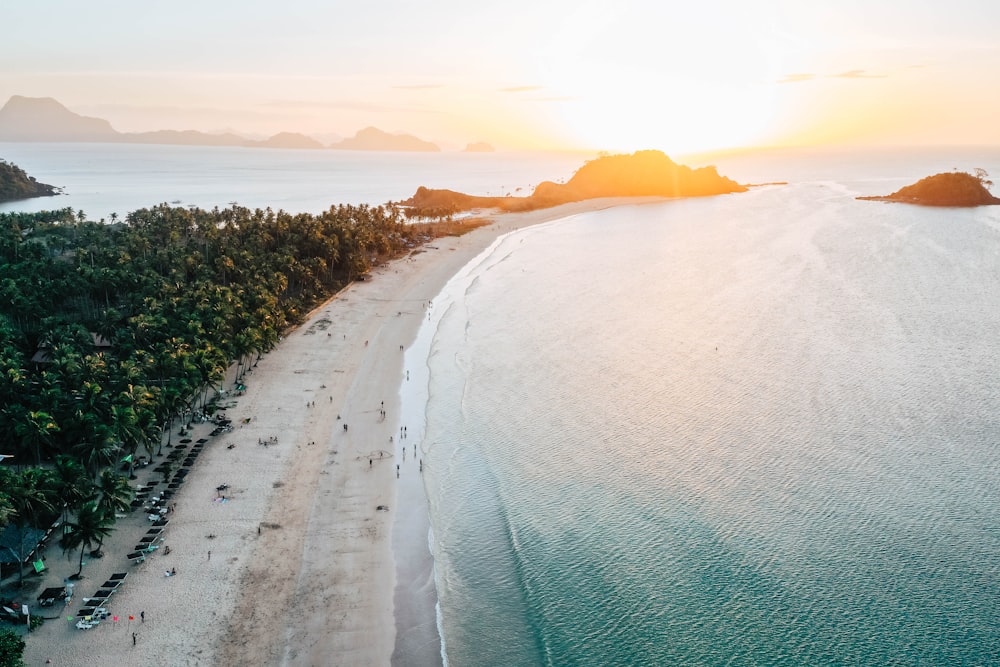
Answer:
[{"xmin": 0, "ymin": 95, "xmax": 491, "ymax": 152}]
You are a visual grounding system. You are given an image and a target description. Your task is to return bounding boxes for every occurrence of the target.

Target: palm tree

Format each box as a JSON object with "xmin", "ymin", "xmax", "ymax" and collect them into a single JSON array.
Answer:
[
  {"xmin": 72, "ymin": 427, "xmax": 119, "ymax": 480},
  {"xmin": 91, "ymin": 470, "xmax": 133, "ymax": 556},
  {"xmin": 96, "ymin": 469, "xmax": 133, "ymax": 514},
  {"xmin": 14, "ymin": 410, "xmax": 60, "ymax": 468},
  {"xmin": 50, "ymin": 455, "xmax": 94, "ymax": 538},
  {"xmin": 62, "ymin": 500, "xmax": 114, "ymax": 579},
  {"xmin": 3, "ymin": 467, "xmax": 56, "ymax": 587},
  {"xmin": 109, "ymin": 403, "xmax": 140, "ymax": 478}
]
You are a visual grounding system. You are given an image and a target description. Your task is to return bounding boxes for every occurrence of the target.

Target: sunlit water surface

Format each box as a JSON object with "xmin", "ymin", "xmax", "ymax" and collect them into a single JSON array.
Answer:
[{"xmin": 419, "ymin": 150, "xmax": 1000, "ymax": 666}]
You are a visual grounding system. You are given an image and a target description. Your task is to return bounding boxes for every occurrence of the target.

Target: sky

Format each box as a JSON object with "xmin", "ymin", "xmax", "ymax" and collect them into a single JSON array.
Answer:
[{"xmin": 3, "ymin": 0, "xmax": 1000, "ymax": 154}]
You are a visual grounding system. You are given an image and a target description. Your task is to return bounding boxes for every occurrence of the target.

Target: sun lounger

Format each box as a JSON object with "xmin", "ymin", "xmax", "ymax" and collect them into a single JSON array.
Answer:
[
  {"xmin": 77, "ymin": 608, "xmax": 96, "ymax": 617},
  {"xmin": 109, "ymin": 572, "xmax": 127, "ymax": 581},
  {"xmin": 37, "ymin": 587, "xmax": 68, "ymax": 606},
  {"xmin": 93, "ymin": 589, "xmax": 115, "ymax": 598},
  {"xmin": 127, "ymin": 552, "xmax": 146, "ymax": 563}
]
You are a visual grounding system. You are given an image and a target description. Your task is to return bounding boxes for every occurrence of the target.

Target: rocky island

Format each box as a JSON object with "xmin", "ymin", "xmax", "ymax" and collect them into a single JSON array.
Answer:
[
  {"xmin": 401, "ymin": 150, "xmax": 746, "ymax": 217},
  {"xmin": 858, "ymin": 170, "xmax": 1000, "ymax": 206},
  {"xmin": 0, "ymin": 159, "xmax": 60, "ymax": 203}
]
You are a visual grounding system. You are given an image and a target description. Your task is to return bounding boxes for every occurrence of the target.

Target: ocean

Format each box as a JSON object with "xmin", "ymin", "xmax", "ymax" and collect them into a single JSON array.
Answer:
[
  {"xmin": 413, "ymin": 148, "xmax": 1000, "ymax": 665},
  {"xmin": 4, "ymin": 142, "xmax": 999, "ymax": 665},
  {"xmin": 0, "ymin": 142, "xmax": 588, "ymax": 219}
]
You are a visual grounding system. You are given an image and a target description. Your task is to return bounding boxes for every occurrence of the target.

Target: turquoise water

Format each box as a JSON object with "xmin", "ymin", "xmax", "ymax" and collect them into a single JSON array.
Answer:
[{"xmin": 419, "ymin": 157, "xmax": 1000, "ymax": 665}]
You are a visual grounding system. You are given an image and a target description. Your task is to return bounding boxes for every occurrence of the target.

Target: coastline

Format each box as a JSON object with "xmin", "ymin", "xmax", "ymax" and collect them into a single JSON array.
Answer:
[{"xmin": 23, "ymin": 197, "xmax": 665, "ymax": 667}]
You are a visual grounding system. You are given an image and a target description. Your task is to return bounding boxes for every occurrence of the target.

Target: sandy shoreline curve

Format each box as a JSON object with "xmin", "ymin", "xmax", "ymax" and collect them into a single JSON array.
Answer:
[{"xmin": 22, "ymin": 197, "xmax": 663, "ymax": 667}]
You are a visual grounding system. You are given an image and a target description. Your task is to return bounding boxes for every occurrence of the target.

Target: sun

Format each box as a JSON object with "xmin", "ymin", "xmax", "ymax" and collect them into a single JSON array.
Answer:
[{"xmin": 550, "ymin": 73, "xmax": 774, "ymax": 155}]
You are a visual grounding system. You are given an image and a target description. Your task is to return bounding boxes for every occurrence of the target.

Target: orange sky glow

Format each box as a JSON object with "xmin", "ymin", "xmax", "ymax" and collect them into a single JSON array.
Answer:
[{"xmin": 3, "ymin": 1, "xmax": 1000, "ymax": 154}]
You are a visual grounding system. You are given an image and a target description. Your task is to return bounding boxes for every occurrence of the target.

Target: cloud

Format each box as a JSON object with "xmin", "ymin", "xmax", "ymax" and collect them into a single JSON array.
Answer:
[
  {"xmin": 525, "ymin": 96, "xmax": 576, "ymax": 102},
  {"xmin": 777, "ymin": 73, "xmax": 816, "ymax": 84},
  {"xmin": 777, "ymin": 69, "xmax": 887, "ymax": 84},
  {"xmin": 259, "ymin": 99, "xmax": 399, "ymax": 113},
  {"xmin": 499, "ymin": 85, "xmax": 544, "ymax": 93},
  {"xmin": 392, "ymin": 84, "xmax": 444, "ymax": 90},
  {"xmin": 830, "ymin": 69, "xmax": 886, "ymax": 79}
]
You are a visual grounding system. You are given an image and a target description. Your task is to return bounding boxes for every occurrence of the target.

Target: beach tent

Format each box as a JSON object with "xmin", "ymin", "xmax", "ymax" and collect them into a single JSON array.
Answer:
[{"xmin": 0, "ymin": 524, "xmax": 48, "ymax": 565}]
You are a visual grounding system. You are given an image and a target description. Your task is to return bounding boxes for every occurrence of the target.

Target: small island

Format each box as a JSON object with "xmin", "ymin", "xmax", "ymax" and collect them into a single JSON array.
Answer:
[
  {"xmin": 0, "ymin": 158, "xmax": 60, "ymax": 203},
  {"xmin": 401, "ymin": 150, "xmax": 746, "ymax": 217},
  {"xmin": 858, "ymin": 169, "xmax": 1000, "ymax": 206}
]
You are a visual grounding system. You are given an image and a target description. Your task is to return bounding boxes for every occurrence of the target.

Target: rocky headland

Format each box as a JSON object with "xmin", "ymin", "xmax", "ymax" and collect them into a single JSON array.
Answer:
[
  {"xmin": 0, "ymin": 159, "xmax": 60, "ymax": 203},
  {"xmin": 401, "ymin": 150, "xmax": 746, "ymax": 216},
  {"xmin": 858, "ymin": 170, "xmax": 1000, "ymax": 206}
]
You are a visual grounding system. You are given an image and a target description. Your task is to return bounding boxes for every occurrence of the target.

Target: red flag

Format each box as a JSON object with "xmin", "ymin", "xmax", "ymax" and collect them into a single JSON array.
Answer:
[{"xmin": 129, "ymin": 615, "xmax": 134, "ymax": 621}]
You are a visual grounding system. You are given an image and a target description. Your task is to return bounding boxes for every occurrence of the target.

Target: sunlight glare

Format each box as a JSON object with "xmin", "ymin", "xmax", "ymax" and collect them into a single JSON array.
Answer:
[{"xmin": 552, "ymin": 73, "xmax": 773, "ymax": 155}]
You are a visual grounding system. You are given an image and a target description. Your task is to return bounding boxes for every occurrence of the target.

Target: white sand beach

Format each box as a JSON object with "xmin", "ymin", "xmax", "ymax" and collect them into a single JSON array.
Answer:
[{"xmin": 21, "ymin": 198, "xmax": 658, "ymax": 667}]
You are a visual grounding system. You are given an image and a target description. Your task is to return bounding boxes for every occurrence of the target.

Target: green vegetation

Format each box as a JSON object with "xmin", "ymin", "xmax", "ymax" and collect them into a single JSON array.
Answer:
[
  {"xmin": 402, "ymin": 150, "xmax": 746, "ymax": 218},
  {"xmin": 0, "ymin": 160, "xmax": 58, "ymax": 204},
  {"xmin": 0, "ymin": 202, "xmax": 454, "ymax": 589},
  {"xmin": 858, "ymin": 169, "xmax": 1000, "ymax": 206},
  {"xmin": 0, "ymin": 629, "xmax": 25, "ymax": 667}
]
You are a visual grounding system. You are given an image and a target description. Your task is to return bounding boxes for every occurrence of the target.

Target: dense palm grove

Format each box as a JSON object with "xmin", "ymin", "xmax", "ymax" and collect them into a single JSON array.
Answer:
[{"xmin": 0, "ymin": 202, "xmax": 433, "ymax": 590}]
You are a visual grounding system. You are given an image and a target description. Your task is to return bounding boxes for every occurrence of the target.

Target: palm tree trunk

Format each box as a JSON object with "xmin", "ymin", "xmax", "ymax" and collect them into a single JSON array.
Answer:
[{"xmin": 76, "ymin": 542, "xmax": 86, "ymax": 578}]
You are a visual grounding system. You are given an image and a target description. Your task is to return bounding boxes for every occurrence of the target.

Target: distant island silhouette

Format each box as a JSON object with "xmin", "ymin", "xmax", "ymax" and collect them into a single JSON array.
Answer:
[
  {"xmin": 401, "ymin": 150, "xmax": 746, "ymax": 216},
  {"xmin": 330, "ymin": 126, "xmax": 439, "ymax": 152},
  {"xmin": 0, "ymin": 159, "xmax": 59, "ymax": 203},
  {"xmin": 858, "ymin": 170, "xmax": 1000, "ymax": 206},
  {"xmin": 0, "ymin": 95, "xmax": 443, "ymax": 152}
]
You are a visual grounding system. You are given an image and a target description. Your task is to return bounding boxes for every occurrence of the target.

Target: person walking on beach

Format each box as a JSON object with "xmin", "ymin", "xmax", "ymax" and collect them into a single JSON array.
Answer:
[
  {"xmin": 208, "ymin": 550, "xmax": 211, "ymax": 561},
  {"xmin": 132, "ymin": 632, "xmax": 137, "ymax": 646},
  {"xmin": 140, "ymin": 611, "xmax": 145, "ymax": 623}
]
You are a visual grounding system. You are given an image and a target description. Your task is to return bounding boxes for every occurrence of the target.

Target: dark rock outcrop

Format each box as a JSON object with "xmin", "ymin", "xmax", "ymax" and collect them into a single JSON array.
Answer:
[
  {"xmin": 0, "ymin": 159, "xmax": 60, "ymax": 203},
  {"xmin": 858, "ymin": 171, "xmax": 1000, "ymax": 206}
]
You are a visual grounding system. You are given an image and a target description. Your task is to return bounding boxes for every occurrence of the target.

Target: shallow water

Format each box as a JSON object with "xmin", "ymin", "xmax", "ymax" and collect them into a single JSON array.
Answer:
[{"xmin": 418, "ymin": 152, "xmax": 1000, "ymax": 665}]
